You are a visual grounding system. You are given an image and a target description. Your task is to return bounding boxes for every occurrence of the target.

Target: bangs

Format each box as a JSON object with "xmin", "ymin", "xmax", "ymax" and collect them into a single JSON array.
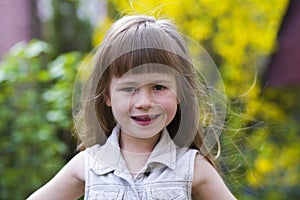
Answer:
[{"xmin": 108, "ymin": 48, "xmax": 188, "ymax": 78}]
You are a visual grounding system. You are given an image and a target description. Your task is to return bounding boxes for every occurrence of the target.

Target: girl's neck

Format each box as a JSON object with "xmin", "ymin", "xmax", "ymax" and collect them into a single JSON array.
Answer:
[{"xmin": 119, "ymin": 131, "xmax": 161, "ymax": 175}]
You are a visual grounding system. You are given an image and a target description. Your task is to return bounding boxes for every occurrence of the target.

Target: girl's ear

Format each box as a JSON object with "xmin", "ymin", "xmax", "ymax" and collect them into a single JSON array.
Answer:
[{"xmin": 105, "ymin": 96, "xmax": 111, "ymax": 107}]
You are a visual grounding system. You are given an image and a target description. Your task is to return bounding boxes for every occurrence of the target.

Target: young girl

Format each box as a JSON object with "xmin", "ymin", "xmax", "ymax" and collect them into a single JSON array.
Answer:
[{"xmin": 28, "ymin": 15, "xmax": 236, "ymax": 200}]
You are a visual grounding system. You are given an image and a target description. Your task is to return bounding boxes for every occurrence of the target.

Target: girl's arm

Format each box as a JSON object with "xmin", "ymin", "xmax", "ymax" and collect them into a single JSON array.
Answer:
[
  {"xmin": 192, "ymin": 154, "xmax": 237, "ymax": 200},
  {"xmin": 27, "ymin": 151, "xmax": 85, "ymax": 200}
]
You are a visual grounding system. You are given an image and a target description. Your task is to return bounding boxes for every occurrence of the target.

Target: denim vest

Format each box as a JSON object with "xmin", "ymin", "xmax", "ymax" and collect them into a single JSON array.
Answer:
[{"xmin": 84, "ymin": 126, "xmax": 198, "ymax": 200}]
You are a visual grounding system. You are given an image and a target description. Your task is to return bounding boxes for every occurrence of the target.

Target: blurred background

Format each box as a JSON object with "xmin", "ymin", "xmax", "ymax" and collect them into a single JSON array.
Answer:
[{"xmin": 0, "ymin": 0, "xmax": 299, "ymax": 199}]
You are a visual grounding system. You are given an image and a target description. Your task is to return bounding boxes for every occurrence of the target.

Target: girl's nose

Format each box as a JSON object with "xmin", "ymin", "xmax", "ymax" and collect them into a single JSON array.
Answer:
[{"xmin": 133, "ymin": 89, "xmax": 154, "ymax": 110}]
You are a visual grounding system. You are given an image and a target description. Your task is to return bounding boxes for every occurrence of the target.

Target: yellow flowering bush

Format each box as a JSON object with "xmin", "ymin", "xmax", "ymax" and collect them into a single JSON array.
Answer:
[{"xmin": 92, "ymin": 1, "xmax": 300, "ymax": 199}]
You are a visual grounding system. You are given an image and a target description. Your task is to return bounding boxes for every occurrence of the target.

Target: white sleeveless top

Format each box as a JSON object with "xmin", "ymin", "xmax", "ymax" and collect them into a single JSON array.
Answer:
[{"xmin": 84, "ymin": 126, "xmax": 198, "ymax": 200}]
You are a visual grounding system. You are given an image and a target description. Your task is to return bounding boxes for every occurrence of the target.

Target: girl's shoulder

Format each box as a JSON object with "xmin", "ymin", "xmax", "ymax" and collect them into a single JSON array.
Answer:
[
  {"xmin": 192, "ymin": 153, "xmax": 213, "ymax": 186},
  {"xmin": 192, "ymin": 153, "xmax": 236, "ymax": 199},
  {"xmin": 64, "ymin": 150, "xmax": 86, "ymax": 182},
  {"xmin": 68, "ymin": 150, "xmax": 86, "ymax": 182}
]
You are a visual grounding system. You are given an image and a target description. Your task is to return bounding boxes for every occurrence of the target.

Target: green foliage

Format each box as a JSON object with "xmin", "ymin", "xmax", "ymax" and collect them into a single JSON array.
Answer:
[
  {"xmin": 0, "ymin": 40, "xmax": 82, "ymax": 199},
  {"xmin": 42, "ymin": 0, "xmax": 92, "ymax": 58}
]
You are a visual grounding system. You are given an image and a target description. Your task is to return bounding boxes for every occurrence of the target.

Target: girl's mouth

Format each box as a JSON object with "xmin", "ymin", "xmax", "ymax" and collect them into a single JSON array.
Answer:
[{"xmin": 131, "ymin": 114, "xmax": 160, "ymax": 126}]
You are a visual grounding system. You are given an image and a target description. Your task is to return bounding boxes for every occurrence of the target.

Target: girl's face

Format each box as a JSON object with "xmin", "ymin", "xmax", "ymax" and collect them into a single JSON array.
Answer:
[{"xmin": 106, "ymin": 72, "xmax": 178, "ymax": 139}]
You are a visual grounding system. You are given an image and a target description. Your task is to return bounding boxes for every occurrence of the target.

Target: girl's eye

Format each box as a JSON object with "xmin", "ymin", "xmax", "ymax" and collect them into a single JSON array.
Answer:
[
  {"xmin": 153, "ymin": 85, "xmax": 166, "ymax": 91},
  {"xmin": 122, "ymin": 87, "xmax": 136, "ymax": 93}
]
